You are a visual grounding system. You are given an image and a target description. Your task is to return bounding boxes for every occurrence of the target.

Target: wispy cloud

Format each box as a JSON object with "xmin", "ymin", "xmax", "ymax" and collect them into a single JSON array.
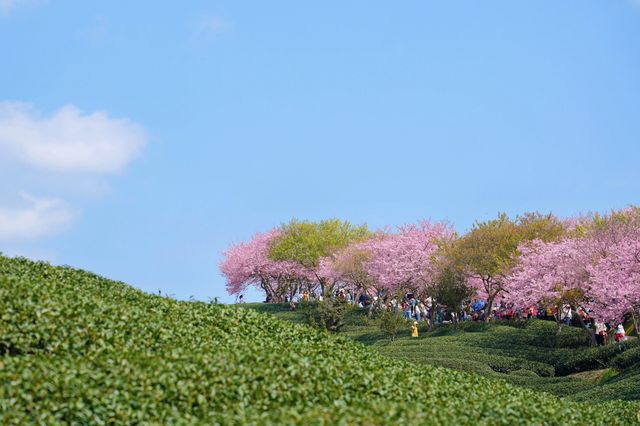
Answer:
[
  {"xmin": 0, "ymin": 0, "xmax": 42, "ymax": 15},
  {"xmin": 0, "ymin": 101, "xmax": 147, "ymax": 241},
  {"xmin": 0, "ymin": 193, "xmax": 76, "ymax": 240},
  {"xmin": 191, "ymin": 15, "xmax": 233, "ymax": 45},
  {"xmin": 0, "ymin": 102, "xmax": 147, "ymax": 174},
  {"xmin": 0, "ymin": 0, "xmax": 20, "ymax": 14}
]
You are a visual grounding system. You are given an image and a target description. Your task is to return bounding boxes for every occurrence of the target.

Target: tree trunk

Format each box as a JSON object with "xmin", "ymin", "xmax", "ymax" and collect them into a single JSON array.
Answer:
[
  {"xmin": 429, "ymin": 306, "xmax": 435, "ymax": 331},
  {"xmin": 555, "ymin": 303, "xmax": 564, "ymax": 334},
  {"xmin": 572, "ymin": 305, "xmax": 596, "ymax": 347},
  {"xmin": 632, "ymin": 310, "xmax": 639, "ymax": 338},
  {"xmin": 289, "ymin": 283, "xmax": 296, "ymax": 303},
  {"xmin": 353, "ymin": 290, "xmax": 360, "ymax": 305},
  {"xmin": 312, "ymin": 273, "xmax": 329, "ymax": 299},
  {"xmin": 261, "ymin": 279, "xmax": 275, "ymax": 303},
  {"xmin": 485, "ymin": 295, "xmax": 494, "ymax": 323}
]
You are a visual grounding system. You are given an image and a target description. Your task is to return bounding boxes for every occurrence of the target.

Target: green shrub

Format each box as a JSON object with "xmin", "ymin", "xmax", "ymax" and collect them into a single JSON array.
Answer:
[
  {"xmin": 441, "ymin": 321, "xmax": 492, "ymax": 334},
  {"xmin": 611, "ymin": 346, "xmax": 640, "ymax": 370},
  {"xmin": 426, "ymin": 358, "xmax": 496, "ymax": 375},
  {"xmin": 554, "ymin": 341, "xmax": 640, "ymax": 375},
  {"xmin": 488, "ymin": 357, "xmax": 555, "ymax": 377},
  {"xmin": 572, "ymin": 370, "xmax": 640, "ymax": 402},
  {"xmin": 304, "ymin": 298, "xmax": 348, "ymax": 332},
  {"xmin": 3, "ymin": 255, "xmax": 640, "ymax": 425},
  {"xmin": 344, "ymin": 306, "xmax": 377, "ymax": 326},
  {"xmin": 378, "ymin": 310, "xmax": 408, "ymax": 342},
  {"xmin": 510, "ymin": 369, "xmax": 540, "ymax": 378}
]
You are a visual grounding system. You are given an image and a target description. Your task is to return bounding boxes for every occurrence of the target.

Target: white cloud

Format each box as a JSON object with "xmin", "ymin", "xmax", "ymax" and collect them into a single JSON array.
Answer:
[
  {"xmin": 0, "ymin": 0, "xmax": 42, "ymax": 14},
  {"xmin": 0, "ymin": 101, "xmax": 147, "ymax": 241},
  {"xmin": 0, "ymin": 0, "xmax": 20, "ymax": 13},
  {"xmin": 0, "ymin": 193, "xmax": 76, "ymax": 240},
  {"xmin": 0, "ymin": 102, "xmax": 147, "ymax": 174}
]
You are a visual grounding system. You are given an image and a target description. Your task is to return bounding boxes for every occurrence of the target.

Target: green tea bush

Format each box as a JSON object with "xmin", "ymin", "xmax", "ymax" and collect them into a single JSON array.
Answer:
[
  {"xmin": 523, "ymin": 320, "xmax": 589, "ymax": 348},
  {"xmin": 247, "ymin": 303, "xmax": 640, "ymax": 404},
  {"xmin": 304, "ymin": 298, "xmax": 348, "ymax": 332},
  {"xmin": 423, "ymin": 358, "xmax": 496, "ymax": 375},
  {"xmin": 2, "ymin": 255, "xmax": 640, "ymax": 425},
  {"xmin": 611, "ymin": 346, "xmax": 640, "ymax": 370},
  {"xmin": 436, "ymin": 321, "xmax": 492, "ymax": 334},
  {"xmin": 572, "ymin": 369, "xmax": 640, "ymax": 402},
  {"xmin": 344, "ymin": 306, "xmax": 377, "ymax": 326},
  {"xmin": 486, "ymin": 356, "xmax": 555, "ymax": 377},
  {"xmin": 510, "ymin": 369, "xmax": 540, "ymax": 378},
  {"xmin": 378, "ymin": 310, "xmax": 408, "ymax": 342},
  {"xmin": 556, "ymin": 341, "xmax": 640, "ymax": 375}
]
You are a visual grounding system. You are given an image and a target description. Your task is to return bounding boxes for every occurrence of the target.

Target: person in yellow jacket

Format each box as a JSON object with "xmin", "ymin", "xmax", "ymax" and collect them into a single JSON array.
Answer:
[{"xmin": 411, "ymin": 321, "xmax": 419, "ymax": 338}]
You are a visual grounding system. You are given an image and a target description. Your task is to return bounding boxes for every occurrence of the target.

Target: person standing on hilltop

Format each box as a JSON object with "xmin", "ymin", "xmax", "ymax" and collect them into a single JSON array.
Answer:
[
  {"xmin": 595, "ymin": 321, "xmax": 606, "ymax": 346},
  {"xmin": 411, "ymin": 321, "xmax": 419, "ymax": 338},
  {"xmin": 614, "ymin": 324, "xmax": 626, "ymax": 343}
]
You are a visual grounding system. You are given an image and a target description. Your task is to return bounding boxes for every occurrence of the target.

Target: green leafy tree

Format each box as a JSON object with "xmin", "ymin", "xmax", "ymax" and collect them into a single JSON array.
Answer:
[
  {"xmin": 450, "ymin": 212, "xmax": 566, "ymax": 322},
  {"xmin": 269, "ymin": 219, "xmax": 370, "ymax": 295},
  {"xmin": 516, "ymin": 212, "xmax": 566, "ymax": 243},
  {"xmin": 432, "ymin": 265, "xmax": 473, "ymax": 318},
  {"xmin": 450, "ymin": 213, "xmax": 520, "ymax": 321}
]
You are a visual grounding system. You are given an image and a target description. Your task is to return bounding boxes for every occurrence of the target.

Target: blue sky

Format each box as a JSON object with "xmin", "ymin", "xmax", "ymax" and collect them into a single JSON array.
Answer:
[{"xmin": 1, "ymin": 1, "xmax": 639, "ymax": 303}]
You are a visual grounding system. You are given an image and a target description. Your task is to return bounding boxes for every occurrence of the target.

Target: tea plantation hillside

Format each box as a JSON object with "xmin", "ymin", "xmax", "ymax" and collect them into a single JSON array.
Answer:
[
  {"xmin": 246, "ymin": 303, "xmax": 640, "ymax": 403},
  {"xmin": 2, "ymin": 256, "xmax": 640, "ymax": 425}
]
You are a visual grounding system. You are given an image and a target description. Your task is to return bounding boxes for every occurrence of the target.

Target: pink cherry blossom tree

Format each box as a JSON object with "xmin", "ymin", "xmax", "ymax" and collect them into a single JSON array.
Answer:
[
  {"xmin": 505, "ymin": 207, "xmax": 640, "ymax": 339},
  {"xmin": 587, "ymin": 208, "xmax": 640, "ymax": 333},
  {"xmin": 317, "ymin": 244, "xmax": 377, "ymax": 304},
  {"xmin": 220, "ymin": 229, "xmax": 313, "ymax": 302},
  {"xmin": 589, "ymin": 237, "xmax": 640, "ymax": 333},
  {"xmin": 505, "ymin": 238, "xmax": 590, "ymax": 319},
  {"xmin": 504, "ymin": 236, "xmax": 604, "ymax": 346},
  {"xmin": 359, "ymin": 221, "xmax": 455, "ymax": 297}
]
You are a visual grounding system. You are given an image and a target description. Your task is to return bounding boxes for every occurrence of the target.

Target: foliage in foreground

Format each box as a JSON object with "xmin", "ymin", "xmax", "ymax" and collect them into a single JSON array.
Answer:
[
  {"xmin": 304, "ymin": 298, "xmax": 348, "ymax": 332},
  {"xmin": 248, "ymin": 303, "xmax": 640, "ymax": 403},
  {"xmin": 2, "ymin": 256, "xmax": 640, "ymax": 425},
  {"xmin": 378, "ymin": 309, "xmax": 408, "ymax": 341}
]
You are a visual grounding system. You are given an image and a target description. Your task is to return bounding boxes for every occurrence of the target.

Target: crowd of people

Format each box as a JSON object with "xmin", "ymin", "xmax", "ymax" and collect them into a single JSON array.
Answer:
[{"xmin": 251, "ymin": 289, "xmax": 631, "ymax": 344}]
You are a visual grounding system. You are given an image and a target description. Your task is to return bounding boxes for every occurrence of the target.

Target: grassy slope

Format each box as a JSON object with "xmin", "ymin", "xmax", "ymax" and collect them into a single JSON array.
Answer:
[
  {"xmin": 1, "ymin": 256, "xmax": 639, "ymax": 425},
  {"xmin": 246, "ymin": 303, "xmax": 640, "ymax": 402}
]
